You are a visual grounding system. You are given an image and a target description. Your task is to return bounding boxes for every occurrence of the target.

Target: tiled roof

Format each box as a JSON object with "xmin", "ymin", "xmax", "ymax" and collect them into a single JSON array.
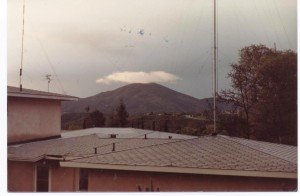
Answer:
[
  {"xmin": 8, "ymin": 134, "xmax": 297, "ymax": 177},
  {"xmin": 73, "ymin": 136, "xmax": 297, "ymax": 173},
  {"xmin": 220, "ymin": 135, "xmax": 297, "ymax": 164},
  {"xmin": 8, "ymin": 134, "xmax": 179, "ymax": 161},
  {"xmin": 7, "ymin": 86, "xmax": 77, "ymax": 101}
]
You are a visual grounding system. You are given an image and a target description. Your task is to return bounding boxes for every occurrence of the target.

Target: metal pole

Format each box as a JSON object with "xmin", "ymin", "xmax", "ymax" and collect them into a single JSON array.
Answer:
[
  {"xmin": 46, "ymin": 74, "xmax": 51, "ymax": 92},
  {"xmin": 20, "ymin": 0, "xmax": 26, "ymax": 91},
  {"xmin": 213, "ymin": 0, "xmax": 217, "ymax": 134}
]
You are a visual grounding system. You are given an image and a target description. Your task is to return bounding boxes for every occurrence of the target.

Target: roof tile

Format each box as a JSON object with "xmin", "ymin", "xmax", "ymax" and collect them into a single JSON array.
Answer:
[{"xmin": 8, "ymin": 134, "xmax": 297, "ymax": 174}]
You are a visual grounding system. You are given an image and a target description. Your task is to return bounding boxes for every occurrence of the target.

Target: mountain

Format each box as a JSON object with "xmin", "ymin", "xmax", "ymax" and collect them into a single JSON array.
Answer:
[{"xmin": 62, "ymin": 83, "xmax": 229, "ymax": 114}]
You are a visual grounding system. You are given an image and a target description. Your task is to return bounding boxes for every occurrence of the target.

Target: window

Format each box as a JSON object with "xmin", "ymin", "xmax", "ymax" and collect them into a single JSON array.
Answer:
[
  {"xmin": 79, "ymin": 169, "xmax": 88, "ymax": 191},
  {"xmin": 36, "ymin": 165, "xmax": 49, "ymax": 192}
]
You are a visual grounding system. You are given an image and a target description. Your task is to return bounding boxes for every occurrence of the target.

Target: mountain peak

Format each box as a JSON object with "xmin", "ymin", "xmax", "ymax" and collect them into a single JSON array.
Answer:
[{"xmin": 62, "ymin": 83, "xmax": 213, "ymax": 114}]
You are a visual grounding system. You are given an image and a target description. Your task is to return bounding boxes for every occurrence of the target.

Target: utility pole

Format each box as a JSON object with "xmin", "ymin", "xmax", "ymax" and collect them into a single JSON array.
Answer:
[{"xmin": 46, "ymin": 74, "xmax": 52, "ymax": 92}]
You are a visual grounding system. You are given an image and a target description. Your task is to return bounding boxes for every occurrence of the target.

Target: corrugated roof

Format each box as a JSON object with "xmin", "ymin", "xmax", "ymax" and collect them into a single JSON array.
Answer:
[
  {"xmin": 8, "ymin": 134, "xmax": 297, "ymax": 177},
  {"xmin": 7, "ymin": 86, "xmax": 77, "ymax": 101}
]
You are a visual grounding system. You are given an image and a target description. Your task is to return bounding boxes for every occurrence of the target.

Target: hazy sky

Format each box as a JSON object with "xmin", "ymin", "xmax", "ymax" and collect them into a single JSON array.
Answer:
[{"xmin": 7, "ymin": 0, "xmax": 297, "ymax": 99}]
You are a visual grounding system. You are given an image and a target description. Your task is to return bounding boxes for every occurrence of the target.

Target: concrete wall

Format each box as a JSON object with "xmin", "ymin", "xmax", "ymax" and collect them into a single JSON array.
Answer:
[
  {"xmin": 8, "ymin": 161, "xmax": 35, "ymax": 192},
  {"xmin": 8, "ymin": 97, "xmax": 61, "ymax": 143}
]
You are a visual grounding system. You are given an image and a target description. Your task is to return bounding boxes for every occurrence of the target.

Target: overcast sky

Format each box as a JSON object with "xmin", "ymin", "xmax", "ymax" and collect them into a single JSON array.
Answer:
[{"xmin": 7, "ymin": 0, "xmax": 297, "ymax": 99}]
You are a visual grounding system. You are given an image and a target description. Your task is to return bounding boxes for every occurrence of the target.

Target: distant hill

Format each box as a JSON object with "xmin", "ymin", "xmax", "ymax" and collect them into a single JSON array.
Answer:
[{"xmin": 62, "ymin": 83, "xmax": 231, "ymax": 114}]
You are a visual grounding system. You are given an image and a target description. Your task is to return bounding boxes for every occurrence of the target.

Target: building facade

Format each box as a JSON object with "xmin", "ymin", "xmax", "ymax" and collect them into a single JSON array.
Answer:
[
  {"xmin": 7, "ymin": 86, "xmax": 77, "ymax": 144},
  {"xmin": 8, "ymin": 160, "xmax": 297, "ymax": 192}
]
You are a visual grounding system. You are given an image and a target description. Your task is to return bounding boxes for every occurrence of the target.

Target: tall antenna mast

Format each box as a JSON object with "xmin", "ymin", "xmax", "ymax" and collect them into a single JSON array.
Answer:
[
  {"xmin": 46, "ymin": 74, "xmax": 52, "ymax": 92},
  {"xmin": 212, "ymin": 0, "xmax": 217, "ymax": 134},
  {"xmin": 19, "ymin": 0, "xmax": 26, "ymax": 91}
]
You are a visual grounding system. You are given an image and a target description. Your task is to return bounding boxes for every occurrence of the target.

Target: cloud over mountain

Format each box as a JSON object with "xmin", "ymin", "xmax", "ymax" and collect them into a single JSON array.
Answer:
[{"xmin": 96, "ymin": 71, "xmax": 180, "ymax": 84}]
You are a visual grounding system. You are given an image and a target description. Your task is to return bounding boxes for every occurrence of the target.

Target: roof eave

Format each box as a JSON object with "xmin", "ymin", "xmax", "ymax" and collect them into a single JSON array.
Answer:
[
  {"xmin": 60, "ymin": 161, "xmax": 297, "ymax": 179},
  {"xmin": 8, "ymin": 92, "xmax": 78, "ymax": 101},
  {"xmin": 8, "ymin": 155, "xmax": 44, "ymax": 162}
]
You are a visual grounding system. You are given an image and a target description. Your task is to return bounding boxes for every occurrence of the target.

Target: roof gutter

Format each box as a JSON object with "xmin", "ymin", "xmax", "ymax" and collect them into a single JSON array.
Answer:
[
  {"xmin": 8, "ymin": 93, "xmax": 78, "ymax": 101},
  {"xmin": 60, "ymin": 161, "xmax": 297, "ymax": 179}
]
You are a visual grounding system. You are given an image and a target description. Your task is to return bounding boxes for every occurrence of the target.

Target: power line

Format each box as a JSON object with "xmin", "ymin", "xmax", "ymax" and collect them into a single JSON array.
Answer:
[
  {"xmin": 36, "ymin": 36, "xmax": 66, "ymax": 94},
  {"xmin": 272, "ymin": 0, "xmax": 293, "ymax": 49}
]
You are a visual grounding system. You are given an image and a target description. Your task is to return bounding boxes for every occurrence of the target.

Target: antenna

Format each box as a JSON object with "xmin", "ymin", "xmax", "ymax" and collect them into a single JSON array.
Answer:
[
  {"xmin": 212, "ymin": 0, "xmax": 217, "ymax": 134},
  {"xmin": 19, "ymin": 0, "xmax": 26, "ymax": 91},
  {"xmin": 46, "ymin": 74, "xmax": 52, "ymax": 92}
]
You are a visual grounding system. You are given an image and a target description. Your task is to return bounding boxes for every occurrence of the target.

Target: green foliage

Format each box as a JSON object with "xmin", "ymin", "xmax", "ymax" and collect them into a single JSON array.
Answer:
[
  {"xmin": 253, "ymin": 50, "xmax": 297, "ymax": 144},
  {"xmin": 85, "ymin": 106, "xmax": 90, "ymax": 113},
  {"xmin": 82, "ymin": 110, "xmax": 106, "ymax": 129},
  {"xmin": 117, "ymin": 99, "xmax": 129, "ymax": 127},
  {"xmin": 129, "ymin": 113, "xmax": 207, "ymax": 136},
  {"xmin": 220, "ymin": 44, "xmax": 275, "ymax": 138},
  {"xmin": 89, "ymin": 110, "xmax": 106, "ymax": 127},
  {"xmin": 107, "ymin": 99, "xmax": 129, "ymax": 127},
  {"xmin": 218, "ymin": 112, "xmax": 248, "ymax": 138},
  {"xmin": 220, "ymin": 44, "xmax": 297, "ymax": 144}
]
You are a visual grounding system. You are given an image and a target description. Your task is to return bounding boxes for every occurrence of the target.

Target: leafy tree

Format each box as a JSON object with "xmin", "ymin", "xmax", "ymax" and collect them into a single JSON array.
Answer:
[
  {"xmin": 164, "ymin": 119, "xmax": 169, "ymax": 132},
  {"xmin": 220, "ymin": 44, "xmax": 275, "ymax": 138},
  {"xmin": 220, "ymin": 44, "xmax": 297, "ymax": 144},
  {"xmin": 116, "ymin": 99, "xmax": 129, "ymax": 127},
  {"xmin": 152, "ymin": 121, "xmax": 156, "ymax": 130},
  {"xmin": 89, "ymin": 110, "xmax": 106, "ymax": 127},
  {"xmin": 254, "ymin": 50, "xmax": 297, "ymax": 144},
  {"xmin": 107, "ymin": 110, "xmax": 119, "ymax": 127},
  {"xmin": 218, "ymin": 112, "xmax": 247, "ymax": 138}
]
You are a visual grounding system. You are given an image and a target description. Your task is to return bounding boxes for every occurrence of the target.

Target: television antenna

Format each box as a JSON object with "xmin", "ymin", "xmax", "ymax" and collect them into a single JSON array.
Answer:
[{"xmin": 46, "ymin": 74, "xmax": 52, "ymax": 92}]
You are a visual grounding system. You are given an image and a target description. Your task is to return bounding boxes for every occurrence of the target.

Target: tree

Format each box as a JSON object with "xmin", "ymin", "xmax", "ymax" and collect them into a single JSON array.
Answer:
[
  {"xmin": 116, "ymin": 99, "xmax": 129, "ymax": 127},
  {"xmin": 107, "ymin": 109, "xmax": 119, "ymax": 127},
  {"xmin": 254, "ymin": 50, "xmax": 297, "ymax": 144},
  {"xmin": 89, "ymin": 110, "xmax": 105, "ymax": 127},
  {"xmin": 220, "ymin": 44, "xmax": 297, "ymax": 144},
  {"xmin": 164, "ymin": 119, "xmax": 169, "ymax": 132},
  {"xmin": 85, "ymin": 106, "xmax": 90, "ymax": 113},
  {"xmin": 218, "ymin": 112, "xmax": 247, "ymax": 138},
  {"xmin": 220, "ymin": 44, "xmax": 275, "ymax": 138}
]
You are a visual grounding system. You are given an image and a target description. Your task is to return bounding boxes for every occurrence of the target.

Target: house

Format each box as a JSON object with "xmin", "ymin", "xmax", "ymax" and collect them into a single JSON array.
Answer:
[
  {"xmin": 7, "ymin": 86, "xmax": 77, "ymax": 144},
  {"xmin": 7, "ymin": 86, "xmax": 297, "ymax": 192}
]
